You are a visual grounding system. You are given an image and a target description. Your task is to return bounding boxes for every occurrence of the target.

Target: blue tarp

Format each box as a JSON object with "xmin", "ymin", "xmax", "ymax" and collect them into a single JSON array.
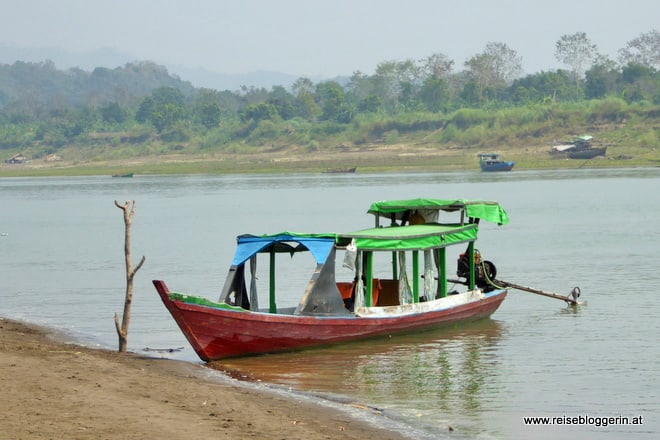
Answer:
[{"xmin": 232, "ymin": 233, "xmax": 336, "ymax": 266}]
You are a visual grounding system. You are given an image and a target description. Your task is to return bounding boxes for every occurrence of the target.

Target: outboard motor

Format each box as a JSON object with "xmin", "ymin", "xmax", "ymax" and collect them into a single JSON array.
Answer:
[{"xmin": 457, "ymin": 250, "xmax": 497, "ymax": 291}]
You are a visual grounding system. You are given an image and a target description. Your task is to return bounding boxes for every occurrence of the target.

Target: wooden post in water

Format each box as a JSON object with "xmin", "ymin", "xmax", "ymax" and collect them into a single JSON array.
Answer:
[{"xmin": 114, "ymin": 200, "xmax": 145, "ymax": 353}]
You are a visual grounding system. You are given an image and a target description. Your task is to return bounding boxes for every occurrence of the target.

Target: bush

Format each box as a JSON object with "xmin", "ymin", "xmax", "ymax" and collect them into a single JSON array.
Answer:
[
  {"xmin": 639, "ymin": 129, "xmax": 658, "ymax": 148},
  {"xmin": 439, "ymin": 123, "xmax": 457, "ymax": 142},
  {"xmin": 246, "ymin": 120, "xmax": 280, "ymax": 143},
  {"xmin": 450, "ymin": 108, "xmax": 491, "ymax": 129},
  {"xmin": 589, "ymin": 98, "xmax": 627, "ymax": 122},
  {"xmin": 160, "ymin": 127, "xmax": 190, "ymax": 143}
]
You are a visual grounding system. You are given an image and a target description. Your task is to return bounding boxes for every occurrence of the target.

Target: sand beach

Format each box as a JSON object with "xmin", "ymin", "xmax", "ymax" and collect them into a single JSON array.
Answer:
[{"xmin": 0, "ymin": 318, "xmax": 408, "ymax": 440}]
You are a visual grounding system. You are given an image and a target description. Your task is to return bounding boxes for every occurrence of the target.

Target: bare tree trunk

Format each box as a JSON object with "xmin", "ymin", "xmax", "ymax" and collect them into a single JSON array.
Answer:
[{"xmin": 114, "ymin": 200, "xmax": 145, "ymax": 353}]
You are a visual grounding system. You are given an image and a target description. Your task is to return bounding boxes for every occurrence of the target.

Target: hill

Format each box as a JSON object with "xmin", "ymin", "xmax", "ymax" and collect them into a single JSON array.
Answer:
[
  {"xmin": 0, "ymin": 44, "xmax": 305, "ymax": 91},
  {"xmin": 0, "ymin": 58, "xmax": 658, "ymax": 176}
]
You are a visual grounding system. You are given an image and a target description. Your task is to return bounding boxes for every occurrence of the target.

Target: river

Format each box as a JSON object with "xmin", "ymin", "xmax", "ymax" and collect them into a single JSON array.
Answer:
[{"xmin": 1, "ymin": 168, "xmax": 658, "ymax": 439}]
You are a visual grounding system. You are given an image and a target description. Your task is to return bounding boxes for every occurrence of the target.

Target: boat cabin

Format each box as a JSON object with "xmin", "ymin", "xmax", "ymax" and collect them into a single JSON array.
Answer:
[
  {"xmin": 478, "ymin": 153, "xmax": 502, "ymax": 163},
  {"xmin": 219, "ymin": 199, "xmax": 509, "ymax": 317},
  {"xmin": 573, "ymin": 135, "xmax": 593, "ymax": 148}
]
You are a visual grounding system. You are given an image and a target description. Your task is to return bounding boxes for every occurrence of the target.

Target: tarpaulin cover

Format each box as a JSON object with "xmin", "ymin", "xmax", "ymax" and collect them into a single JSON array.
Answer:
[
  {"xmin": 339, "ymin": 224, "xmax": 478, "ymax": 251},
  {"xmin": 367, "ymin": 198, "xmax": 509, "ymax": 225},
  {"xmin": 232, "ymin": 232, "xmax": 337, "ymax": 266}
]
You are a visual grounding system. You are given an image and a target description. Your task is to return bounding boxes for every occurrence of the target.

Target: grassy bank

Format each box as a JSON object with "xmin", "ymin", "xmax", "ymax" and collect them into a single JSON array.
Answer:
[
  {"xmin": 2, "ymin": 99, "xmax": 658, "ymax": 177},
  {"xmin": 1, "ymin": 142, "xmax": 657, "ymax": 177}
]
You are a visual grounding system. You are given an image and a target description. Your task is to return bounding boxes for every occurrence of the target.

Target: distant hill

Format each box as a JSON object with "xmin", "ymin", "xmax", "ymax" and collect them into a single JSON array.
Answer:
[
  {"xmin": 166, "ymin": 66, "xmax": 304, "ymax": 91},
  {"xmin": 0, "ymin": 60, "xmax": 196, "ymax": 112},
  {"xmin": 0, "ymin": 45, "xmax": 137, "ymax": 73},
  {"xmin": 0, "ymin": 44, "xmax": 316, "ymax": 91}
]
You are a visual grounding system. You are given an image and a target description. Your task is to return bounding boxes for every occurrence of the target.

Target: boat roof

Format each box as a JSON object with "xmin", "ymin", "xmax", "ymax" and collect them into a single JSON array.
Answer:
[
  {"xmin": 233, "ymin": 232, "xmax": 336, "ymax": 266},
  {"xmin": 367, "ymin": 198, "xmax": 509, "ymax": 225},
  {"xmin": 231, "ymin": 222, "xmax": 483, "ymax": 266},
  {"xmin": 338, "ymin": 223, "xmax": 477, "ymax": 251},
  {"xmin": 229, "ymin": 199, "xmax": 508, "ymax": 265}
]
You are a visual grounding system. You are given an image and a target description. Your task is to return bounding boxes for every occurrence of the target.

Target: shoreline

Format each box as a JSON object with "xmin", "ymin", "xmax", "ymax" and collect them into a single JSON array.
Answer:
[
  {"xmin": 0, "ymin": 317, "xmax": 413, "ymax": 440},
  {"xmin": 1, "ymin": 141, "xmax": 656, "ymax": 177}
]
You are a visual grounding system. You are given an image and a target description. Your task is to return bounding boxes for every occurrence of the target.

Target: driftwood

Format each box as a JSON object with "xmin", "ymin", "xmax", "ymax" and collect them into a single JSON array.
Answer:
[{"xmin": 114, "ymin": 200, "xmax": 146, "ymax": 353}]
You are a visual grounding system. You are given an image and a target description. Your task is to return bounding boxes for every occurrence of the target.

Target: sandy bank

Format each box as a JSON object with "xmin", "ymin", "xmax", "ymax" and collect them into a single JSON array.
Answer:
[{"xmin": 0, "ymin": 317, "xmax": 409, "ymax": 440}]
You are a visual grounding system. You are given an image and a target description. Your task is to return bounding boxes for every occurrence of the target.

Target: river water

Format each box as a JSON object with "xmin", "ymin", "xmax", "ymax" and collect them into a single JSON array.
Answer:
[{"xmin": 1, "ymin": 168, "xmax": 658, "ymax": 439}]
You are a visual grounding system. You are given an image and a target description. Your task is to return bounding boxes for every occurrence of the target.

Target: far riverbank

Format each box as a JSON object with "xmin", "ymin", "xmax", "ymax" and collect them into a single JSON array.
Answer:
[{"xmin": 1, "ymin": 142, "xmax": 657, "ymax": 177}]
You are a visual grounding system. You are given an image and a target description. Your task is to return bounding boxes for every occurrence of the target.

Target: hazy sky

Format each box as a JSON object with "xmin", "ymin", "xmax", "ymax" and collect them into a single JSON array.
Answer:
[{"xmin": 2, "ymin": 0, "xmax": 658, "ymax": 77}]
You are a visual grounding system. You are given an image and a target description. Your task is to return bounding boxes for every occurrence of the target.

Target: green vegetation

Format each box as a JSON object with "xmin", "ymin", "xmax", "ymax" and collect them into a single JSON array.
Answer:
[{"xmin": 1, "ymin": 30, "xmax": 659, "ymax": 176}]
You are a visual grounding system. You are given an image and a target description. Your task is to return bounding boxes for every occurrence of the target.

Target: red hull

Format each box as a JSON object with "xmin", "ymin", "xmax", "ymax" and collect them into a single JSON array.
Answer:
[{"xmin": 153, "ymin": 280, "xmax": 506, "ymax": 361}]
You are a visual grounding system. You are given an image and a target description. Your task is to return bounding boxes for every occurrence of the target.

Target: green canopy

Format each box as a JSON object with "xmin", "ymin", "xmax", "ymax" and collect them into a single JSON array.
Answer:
[
  {"xmin": 338, "ymin": 223, "xmax": 478, "ymax": 251},
  {"xmin": 367, "ymin": 198, "xmax": 509, "ymax": 225}
]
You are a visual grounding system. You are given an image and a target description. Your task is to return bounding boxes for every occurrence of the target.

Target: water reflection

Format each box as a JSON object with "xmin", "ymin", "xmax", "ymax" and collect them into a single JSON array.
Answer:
[{"xmin": 211, "ymin": 319, "xmax": 504, "ymax": 426}]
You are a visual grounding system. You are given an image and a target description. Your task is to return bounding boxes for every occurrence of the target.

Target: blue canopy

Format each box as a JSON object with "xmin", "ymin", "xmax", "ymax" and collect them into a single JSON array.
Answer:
[{"xmin": 232, "ymin": 232, "xmax": 337, "ymax": 266}]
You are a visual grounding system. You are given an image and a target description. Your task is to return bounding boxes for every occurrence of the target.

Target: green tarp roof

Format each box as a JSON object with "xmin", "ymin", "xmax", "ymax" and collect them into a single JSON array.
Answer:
[
  {"xmin": 227, "ymin": 199, "xmax": 507, "ymax": 259},
  {"xmin": 338, "ymin": 223, "xmax": 478, "ymax": 251},
  {"xmin": 367, "ymin": 198, "xmax": 509, "ymax": 225}
]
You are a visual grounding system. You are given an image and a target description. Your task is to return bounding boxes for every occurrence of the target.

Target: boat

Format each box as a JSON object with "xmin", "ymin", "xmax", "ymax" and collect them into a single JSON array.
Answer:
[
  {"xmin": 567, "ymin": 147, "xmax": 607, "ymax": 159},
  {"xmin": 323, "ymin": 167, "xmax": 356, "ymax": 174},
  {"xmin": 478, "ymin": 153, "xmax": 515, "ymax": 172},
  {"xmin": 153, "ymin": 198, "xmax": 509, "ymax": 361},
  {"xmin": 551, "ymin": 135, "xmax": 605, "ymax": 159},
  {"xmin": 552, "ymin": 134, "xmax": 593, "ymax": 152},
  {"xmin": 112, "ymin": 173, "xmax": 134, "ymax": 178}
]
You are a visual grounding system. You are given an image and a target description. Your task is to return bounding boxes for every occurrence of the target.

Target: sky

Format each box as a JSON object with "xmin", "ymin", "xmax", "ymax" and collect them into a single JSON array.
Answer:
[{"xmin": 1, "ymin": 0, "xmax": 658, "ymax": 78}]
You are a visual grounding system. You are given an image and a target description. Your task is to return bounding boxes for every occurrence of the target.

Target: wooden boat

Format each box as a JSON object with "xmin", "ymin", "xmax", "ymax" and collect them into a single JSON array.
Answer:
[
  {"xmin": 323, "ymin": 167, "xmax": 356, "ymax": 174},
  {"xmin": 153, "ymin": 198, "xmax": 509, "ymax": 361},
  {"xmin": 112, "ymin": 173, "xmax": 134, "ymax": 178},
  {"xmin": 567, "ymin": 147, "xmax": 607, "ymax": 159},
  {"xmin": 551, "ymin": 135, "xmax": 605, "ymax": 159},
  {"xmin": 478, "ymin": 153, "xmax": 515, "ymax": 172}
]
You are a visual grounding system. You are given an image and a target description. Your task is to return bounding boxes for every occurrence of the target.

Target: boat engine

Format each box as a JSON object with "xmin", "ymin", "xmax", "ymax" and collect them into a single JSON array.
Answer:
[{"xmin": 457, "ymin": 250, "xmax": 497, "ymax": 290}]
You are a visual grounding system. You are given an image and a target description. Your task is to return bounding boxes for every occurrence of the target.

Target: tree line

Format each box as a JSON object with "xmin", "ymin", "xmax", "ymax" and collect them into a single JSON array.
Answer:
[{"xmin": 0, "ymin": 30, "xmax": 657, "ymax": 156}]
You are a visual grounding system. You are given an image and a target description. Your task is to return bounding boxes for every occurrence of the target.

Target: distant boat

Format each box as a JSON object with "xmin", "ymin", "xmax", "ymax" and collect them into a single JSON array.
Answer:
[
  {"xmin": 478, "ymin": 154, "xmax": 515, "ymax": 172},
  {"xmin": 550, "ymin": 135, "xmax": 605, "ymax": 159},
  {"xmin": 551, "ymin": 135, "xmax": 591, "ymax": 154},
  {"xmin": 323, "ymin": 167, "xmax": 356, "ymax": 174},
  {"xmin": 567, "ymin": 147, "xmax": 607, "ymax": 159},
  {"xmin": 112, "ymin": 173, "xmax": 134, "ymax": 178}
]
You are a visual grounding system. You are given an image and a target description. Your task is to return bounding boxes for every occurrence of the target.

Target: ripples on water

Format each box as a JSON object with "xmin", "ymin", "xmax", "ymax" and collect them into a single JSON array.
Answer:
[
  {"xmin": 1, "ymin": 168, "xmax": 659, "ymax": 439},
  {"xmin": 215, "ymin": 319, "xmax": 506, "ymax": 437}
]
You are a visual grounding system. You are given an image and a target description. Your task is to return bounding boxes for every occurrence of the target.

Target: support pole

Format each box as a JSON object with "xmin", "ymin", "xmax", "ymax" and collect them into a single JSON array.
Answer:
[
  {"xmin": 365, "ymin": 252, "xmax": 373, "ymax": 307},
  {"xmin": 468, "ymin": 241, "xmax": 475, "ymax": 291},
  {"xmin": 390, "ymin": 215, "xmax": 398, "ymax": 279},
  {"xmin": 438, "ymin": 248, "xmax": 447, "ymax": 298},
  {"xmin": 412, "ymin": 251, "xmax": 419, "ymax": 303},
  {"xmin": 269, "ymin": 251, "xmax": 276, "ymax": 313}
]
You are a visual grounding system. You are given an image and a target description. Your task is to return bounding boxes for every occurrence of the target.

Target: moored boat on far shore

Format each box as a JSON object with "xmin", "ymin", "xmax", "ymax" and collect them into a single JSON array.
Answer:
[
  {"xmin": 478, "ymin": 153, "xmax": 515, "ymax": 172},
  {"xmin": 551, "ymin": 135, "xmax": 606, "ymax": 159},
  {"xmin": 323, "ymin": 167, "xmax": 356, "ymax": 173}
]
